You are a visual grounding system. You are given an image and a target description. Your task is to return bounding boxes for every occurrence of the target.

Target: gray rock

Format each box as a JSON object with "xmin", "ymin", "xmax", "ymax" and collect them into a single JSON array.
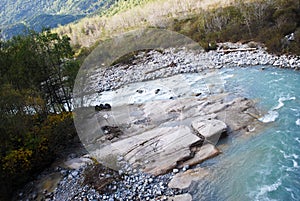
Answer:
[
  {"xmin": 178, "ymin": 143, "xmax": 220, "ymax": 168},
  {"xmin": 192, "ymin": 119, "xmax": 227, "ymax": 144},
  {"xmin": 71, "ymin": 171, "xmax": 79, "ymax": 177},
  {"xmin": 168, "ymin": 168, "xmax": 209, "ymax": 189},
  {"xmin": 182, "ymin": 165, "xmax": 189, "ymax": 172},
  {"xmin": 167, "ymin": 193, "xmax": 192, "ymax": 201},
  {"xmin": 63, "ymin": 157, "xmax": 93, "ymax": 170},
  {"xmin": 95, "ymin": 125, "xmax": 202, "ymax": 176}
]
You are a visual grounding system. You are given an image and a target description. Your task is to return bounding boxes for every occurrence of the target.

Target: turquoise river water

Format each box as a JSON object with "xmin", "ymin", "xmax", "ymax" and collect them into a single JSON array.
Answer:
[{"xmin": 191, "ymin": 66, "xmax": 300, "ymax": 201}]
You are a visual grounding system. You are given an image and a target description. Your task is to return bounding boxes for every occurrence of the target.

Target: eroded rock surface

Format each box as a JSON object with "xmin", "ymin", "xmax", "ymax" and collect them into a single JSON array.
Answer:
[
  {"xmin": 178, "ymin": 143, "xmax": 220, "ymax": 169},
  {"xmin": 63, "ymin": 156, "xmax": 94, "ymax": 170},
  {"xmin": 81, "ymin": 94, "xmax": 260, "ymax": 176}
]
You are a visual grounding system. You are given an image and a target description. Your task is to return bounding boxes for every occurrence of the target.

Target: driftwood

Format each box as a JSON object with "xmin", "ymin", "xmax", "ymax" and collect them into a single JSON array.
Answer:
[{"xmin": 217, "ymin": 47, "xmax": 257, "ymax": 53}]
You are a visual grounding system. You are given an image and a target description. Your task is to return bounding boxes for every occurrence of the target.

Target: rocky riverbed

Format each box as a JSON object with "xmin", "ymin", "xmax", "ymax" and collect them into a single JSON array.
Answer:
[
  {"xmin": 17, "ymin": 95, "xmax": 261, "ymax": 201},
  {"xmin": 16, "ymin": 42, "xmax": 296, "ymax": 201},
  {"xmin": 83, "ymin": 42, "xmax": 300, "ymax": 93}
]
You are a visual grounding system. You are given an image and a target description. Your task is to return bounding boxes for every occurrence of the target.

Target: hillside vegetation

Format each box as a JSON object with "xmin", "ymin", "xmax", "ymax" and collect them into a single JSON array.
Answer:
[
  {"xmin": 55, "ymin": 0, "xmax": 300, "ymax": 55},
  {"xmin": 55, "ymin": 0, "xmax": 236, "ymax": 47},
  {"xmin": 173, "ymin": 0, "xmax": 300, "ymax": 54},
  {"xmin": 97, "ymin": 0, "xmax": 155, "ymax": 16}
]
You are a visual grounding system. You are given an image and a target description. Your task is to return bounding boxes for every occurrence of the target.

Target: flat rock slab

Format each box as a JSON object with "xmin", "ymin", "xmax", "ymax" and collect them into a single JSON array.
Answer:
[
  {"xmin": 168, "ymin": 168, "xmax": 209, "ymax": 189},
  {"xmin": 167, "ymin": 193, "xmax": 193, "ymax": 201},
  {"xmin": 179, "ymin": 143, "xmax": 220, "ymax": 168},
  {"xmin": 192, "ymin": 119, "xmax": 227, "ymax": 144},
  {"xmin": 216, "ymin": 97, "xmax": 259, "ymax": 132},
  {"xmin": 86, "ymin": 94, "xmax": 258, "ymax": 175},
  {"xmin": 94, "ymin": 125, "xmax": 202, "ymax": 175}
]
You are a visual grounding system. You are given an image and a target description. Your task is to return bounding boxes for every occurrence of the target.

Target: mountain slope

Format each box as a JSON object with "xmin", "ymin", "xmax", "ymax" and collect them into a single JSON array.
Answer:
[
  {"xmin": 54, "ymin": 0, "xmax": 236, "ymax": 47},
  {"xmin": 0, "ymin": 0, "xmax": 117, "ymax": 38}
]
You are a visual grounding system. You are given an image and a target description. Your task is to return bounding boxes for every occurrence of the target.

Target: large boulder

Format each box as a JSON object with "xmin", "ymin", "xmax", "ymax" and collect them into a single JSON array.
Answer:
[
  {"xmin": 216, "ymin": 97, "xmax": 259, "ymax": 132},
  {"xmin": 87, "ymin": 94, "xmax": 258, "ymax": 175},
  {"xmin": 191, "ymin": 119, "xmax": 227, "ymax": 144}
]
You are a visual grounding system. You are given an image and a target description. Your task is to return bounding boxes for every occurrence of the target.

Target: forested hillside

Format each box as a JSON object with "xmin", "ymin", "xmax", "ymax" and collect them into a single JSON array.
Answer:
[
  {"xmin": 0, "ymin": 0, "xmax": 117, "ymax": 39},
  {"xmin": 55, "ymin": 0, "xmax": 300, "ymax": 55},
  {"xmin": 54, "ymin": 0, "xmax": 235, "ymax": 47},
  {"xmin": 173, "ymin": 0, "xmax": 300, "ymax": 54}
]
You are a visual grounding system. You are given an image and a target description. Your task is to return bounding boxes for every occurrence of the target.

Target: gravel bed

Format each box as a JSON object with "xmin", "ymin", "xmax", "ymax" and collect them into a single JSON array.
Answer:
[{"xmin": 82, "ymin": 42, "xmax": 300, "ymax": 93}]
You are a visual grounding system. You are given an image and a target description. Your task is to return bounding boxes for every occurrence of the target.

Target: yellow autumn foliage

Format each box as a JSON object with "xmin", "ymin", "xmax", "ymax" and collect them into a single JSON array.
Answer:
[{"xmin": 2, "ymin": 148, "xmax": 33, "ymax": 175}]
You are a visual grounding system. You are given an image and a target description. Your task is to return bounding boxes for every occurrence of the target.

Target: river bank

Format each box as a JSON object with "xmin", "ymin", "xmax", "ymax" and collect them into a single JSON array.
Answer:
[{"xmin": 86, "ymin": 42, "xmax": 300, "ymax": 93}]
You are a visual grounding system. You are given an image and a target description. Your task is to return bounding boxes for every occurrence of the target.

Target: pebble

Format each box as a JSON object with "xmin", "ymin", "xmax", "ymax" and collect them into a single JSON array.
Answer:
[
  {"xmin": 71, "ymin": 171, "xmax": 79, "ymax": 177},
  {"xmin": 30, "ymin": 160, "xmax": 182, "ymax": 201},
  {"xmin": 182, "ymin": 165, "xmax": 189, "ymax": 172},
  {"xmin": 173, "ymin": 169, "xmax": 179, "ymax": 174}
]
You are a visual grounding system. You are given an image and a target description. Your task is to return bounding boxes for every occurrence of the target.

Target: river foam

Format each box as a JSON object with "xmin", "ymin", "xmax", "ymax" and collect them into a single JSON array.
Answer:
[
  {"xmin": 273, "ymin": 96, "xmax": 296, "ymax": 110},
  {"xmin": 259, "ymin": 96, "xmax": 296, "ymax": 123},
  {"xmin": 255, "ymin": 179, "xmax": 282, "ymax": 201},
  {"xmin": 259, "ymin": 110, "xmax": 279, "ymax": 123}
]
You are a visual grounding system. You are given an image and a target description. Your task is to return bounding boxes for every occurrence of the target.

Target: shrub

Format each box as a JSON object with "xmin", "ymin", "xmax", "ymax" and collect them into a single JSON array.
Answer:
[
  {"xmin": 0, "ymin": 112, "xmax": 77, "ymax": 200},
  {"xmin": 2, "ymin": 148, "xmax": 33, "ymax": 175}
]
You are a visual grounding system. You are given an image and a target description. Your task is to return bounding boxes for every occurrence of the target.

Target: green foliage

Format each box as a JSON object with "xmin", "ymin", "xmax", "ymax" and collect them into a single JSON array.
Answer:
[
  {"xmin": 0, "ymin": 30, "xmax": 80, "ymax": 200},
  {"xmin": 40, "ymin": 112, "xmax": 77, "ymax": 155},
  {"xmin": 2, "ymin": 148, "xmax": 33, "ymax": 175},
  {"xmin": 0, "ymin": 111, "xmax": 76, "ymax": 200},
  {"xmin": 1, "ymin": 30, "xmax": 78, "ymax": 112}
]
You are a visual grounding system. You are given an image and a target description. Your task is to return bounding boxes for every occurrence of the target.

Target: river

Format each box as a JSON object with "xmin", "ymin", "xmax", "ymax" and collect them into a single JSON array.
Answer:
[{"xmin": 191, "ymin": 66, "xmax": 300, "ymax": 201}]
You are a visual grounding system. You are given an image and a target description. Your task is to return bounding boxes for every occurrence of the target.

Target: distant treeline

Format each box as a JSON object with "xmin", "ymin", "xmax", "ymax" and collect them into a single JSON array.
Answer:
[{"xmin": 0, "ymin": 30, "xmax": 80, "ymax": 200}]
